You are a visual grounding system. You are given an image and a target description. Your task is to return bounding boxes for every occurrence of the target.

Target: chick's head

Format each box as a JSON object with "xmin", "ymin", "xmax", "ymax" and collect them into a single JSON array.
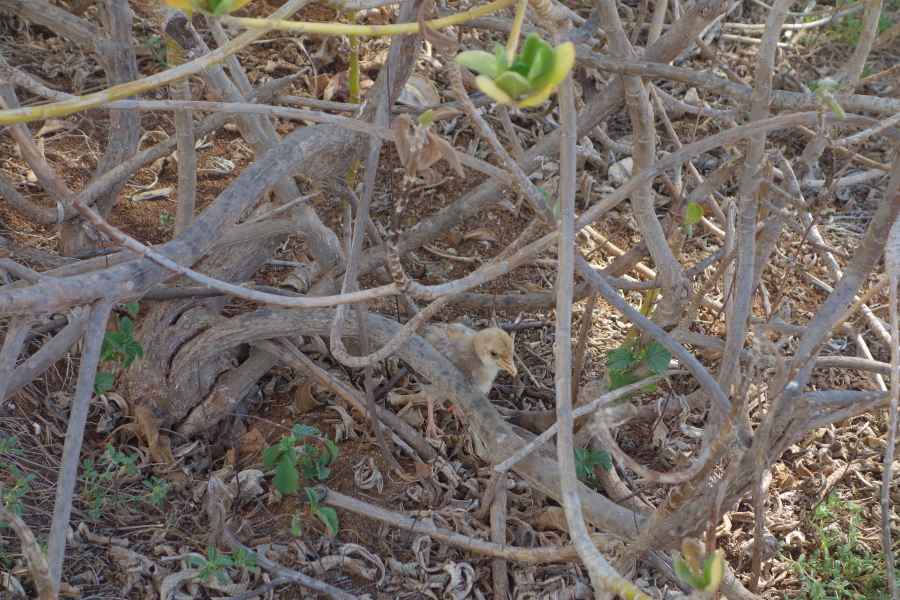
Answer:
[{"xmin": 473, "ymin": 328, "xmax": 517, "ymax": 376}]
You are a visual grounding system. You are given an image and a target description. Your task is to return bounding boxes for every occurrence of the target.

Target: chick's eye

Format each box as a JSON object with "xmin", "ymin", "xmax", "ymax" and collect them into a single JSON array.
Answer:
[{"xmin": 490, "ymin": 351, "xmax": 498, "ymax": 357}]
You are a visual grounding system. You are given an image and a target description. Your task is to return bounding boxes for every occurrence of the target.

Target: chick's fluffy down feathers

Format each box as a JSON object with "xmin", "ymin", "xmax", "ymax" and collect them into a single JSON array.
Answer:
[
  {"xmin": 418, "ymin": 323, "xmax": 516, "ymax": 437},
  {"xmin": 421, "ymin": 324, "xmax": 516, "ymax": 393}
]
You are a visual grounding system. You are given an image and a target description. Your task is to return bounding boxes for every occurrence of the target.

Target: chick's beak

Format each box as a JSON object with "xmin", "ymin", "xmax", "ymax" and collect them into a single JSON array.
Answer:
[{"xmin": 498, "ymin": 356, "xmax": 517, "ymax": 377}]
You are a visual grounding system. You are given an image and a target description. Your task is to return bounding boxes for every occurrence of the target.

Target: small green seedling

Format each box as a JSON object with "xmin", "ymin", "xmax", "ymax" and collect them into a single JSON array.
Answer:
[
  {"xmin": 190, "ymin": 547, "xmax": 234, "ymax": 584},
  {"xmin": 305, "ymin": 487, "xmax": 339, "ymax": 535},
  {"xmin": 231, "ymin": 547, "xmax": 260, "ymax": 575},
  {"xmin": 605, "ymin": 340, "xmax": 672, "ymax": 392},
  {"xmin": 457, "ymin": 34, "xmax": 575, "ymax": 107},
  {"xmin": 574, "ymin": 447, "xmax": 612, "ymax": 488},
  {"xmin": 684, "ymin": 202, "xmax": 704, "ymax": 237},
  {"xmin": 0, "ymin": 465, "xmax": 36, "ymax": 522},
  {"xmin": 80, "ymin": 443, "xmax": 141, "ymax": 518},
  {"xmin": 139, "ymin": 476, "xmax": 168, "ymax": 510},
  {"xmin": 158, "ymin": 213, "xmax": 175, "ymax": 229},
  {"xmin": 137, "ymin": 34, "xmax": 167, "ymax": 68},
  {"xmin": 262, "ymin": 425, "xmax": 339, "ymax": 495},
  {"xmin": 0, "ymin": 437, "xmax": 22, "ymax": 467}
]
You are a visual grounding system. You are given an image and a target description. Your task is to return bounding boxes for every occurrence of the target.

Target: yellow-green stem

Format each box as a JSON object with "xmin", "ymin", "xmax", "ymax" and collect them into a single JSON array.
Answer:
[
  {"xmin": 505, "ymin": 0, "xmax": 529, "ymax": 60},
  {"xmin": 347, "ymin": 9, "xmax": 361, "ymax": 182},
  {"xmin": 219, "ymin": 0, "xmax": 517, "ymax": 36}
]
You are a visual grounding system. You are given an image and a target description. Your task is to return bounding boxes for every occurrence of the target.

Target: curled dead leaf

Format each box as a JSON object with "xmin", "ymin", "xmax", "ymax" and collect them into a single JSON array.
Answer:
[{"xmin": 461, "ymin": 227, "xmax": 498, "ymax": 243}]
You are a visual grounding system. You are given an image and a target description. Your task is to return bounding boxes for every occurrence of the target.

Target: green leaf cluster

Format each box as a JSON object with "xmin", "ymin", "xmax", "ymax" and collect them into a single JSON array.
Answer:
[
  {"xmin": 0, "ymin": 464, "xmax": 35, "ymax": 524},
  {"xmin": 95, "ymin": 312, "xmax": 145, "ymax": 393},
  {"xmin": 262, "ymin": 425, "xmax": 339, "ymax": 495},
  {"xmin": 605, "ymin": 340, "xmax": 672, "ymax": 392},
  {"xmin": 786, "ymin": 489, "xmax": 898, "ymax": 599},
  {"xmin": 457, "ymin": 34, "xmax": 575, "ymax": 107},
  {"xmin": 189, "ymin": 547, "xmax": 259, "ymax": 584},
  {"xmin": 80, "ymin": 443, "xmax": 141, "ymax": 518},
  {"xmin": 100, "ymin": 317, "xmax": 144, "ymax": 369},
  {"xmin": 574, "ymin": 447, "xmax": 611, "ymax": 488}
]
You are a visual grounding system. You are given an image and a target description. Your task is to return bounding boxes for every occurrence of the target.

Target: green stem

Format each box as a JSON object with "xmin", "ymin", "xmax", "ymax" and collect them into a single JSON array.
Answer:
[{"xmin": 505, "ymin": 0, "xmax": 529, "ymax": 60}]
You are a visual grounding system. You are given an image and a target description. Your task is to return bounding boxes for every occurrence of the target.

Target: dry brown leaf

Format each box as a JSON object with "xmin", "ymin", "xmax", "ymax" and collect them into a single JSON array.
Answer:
[
  {"xmin": 293, "ymin": 379, "xmax": 324, "ymax": 413},
  {"xmin": 235, "ymin": 428, "xmax": 267, "ymax": 459},
  {"xmin": 135, "ymin": 404, "xmax": 177, "ymax": 469},
  {"xmin": 461, "ymin": 227, "xmax": 498, "ymax": 243}
]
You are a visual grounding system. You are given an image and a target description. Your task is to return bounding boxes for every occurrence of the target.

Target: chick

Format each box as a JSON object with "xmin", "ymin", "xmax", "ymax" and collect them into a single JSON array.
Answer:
[{"xmin": 420, "ymin": 324, "xmax": 517, "ymax": 437}]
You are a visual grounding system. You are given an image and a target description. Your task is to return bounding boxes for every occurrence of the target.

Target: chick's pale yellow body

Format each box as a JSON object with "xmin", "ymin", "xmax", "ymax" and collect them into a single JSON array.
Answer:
[{"xmin": 420, "ymin": 324, "xmax": 517, "ymax": 437}]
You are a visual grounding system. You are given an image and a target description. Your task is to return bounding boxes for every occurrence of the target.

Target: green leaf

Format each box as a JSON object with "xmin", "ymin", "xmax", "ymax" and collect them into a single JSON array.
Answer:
[
  {"xmin": 519, "ymin": 34, "xmax": 555, "ymax": 81},
  {"xmin": 119, "ymin": 317, "xmax": 134, "ymax": 338},
  {"xmin": 685, "ymin": 203, "xmax": 704, "ymax": 227},
  {"xmin": 188, "ymin": 555, "xmax": 206, "ymax": 567},
  {"xmin": 608, "ymin": 369, "xmax": 637, "ymax": 392},
  {"xmin": 304, "ymin": 486, "xmax": 320, "ymax": 508},
  {"xmin": 574, "ymin": 447, "xmax": 590, "ymax": 477},
  {"xmin": 125, "ymin": 302, "xmax": 139, "ymax": 317},
  {"xmin": 291, "ymin": 424, "xmax": 320, "ymax": 439},
  {"xmin": 494, "ymin": 70, "xmax": 533, "ymax": 99},
  {"xmin": 590, "ymin": 449, "xmax": 612, "ymax": 470},
  {"xmin": 94, "ymin": 372, "xmax": 114, "ymax": 392},
  {"xmin": 642, "ymin": 342, "xmax": 672, "ymax": 375},
  {"xmin": 605, "ymin": 347, "xmax": 635, "ymax": 372},
  {"xmin": 324, "ymin": 439, "xmax": 340, "ymax": 464},
  {"xmin": 313, "ymin": 506, "xmax": 339, "ymax": 535},
  {"xmin": 520, "ymin": 34, "xmax": 543, "ymax": 67},
  {"xmin": 493, "ymin": 42, "xmax": 508, "ymax": 73},
  {"xmin": 261, "ymin": 444, "xmax": 282, "ymax": 471},
  {"xmin": 673, "ymin": 555, "xmax": 698, "ymax": 588},
  {"xmin": 475, "ymin": 75, "xmax": 513, "ymax": 104},
  {"xmin": 417, "ymin": 109, "xmax": 434, "ymax": 128},
  {"xmin": 457, "ymin": 50, "xmax": 501, "ymax": 78},
  {"xmin": 290, "ymin": 514, "xmax": 303, "ymax": 537},
  {"xmin": 530, "ymin": 42, "xmax": 575, "ymax": 90},
  {"xmin": 701, "ymin": 552, "xmax": 725, "ymax": 592},
  {"xmin": 509, "ymin": 57, "xmax": 530, "ymax": 77},
  {"xmin": 273, "ymin": 458, "xmax": 300, "ymax": 495}
]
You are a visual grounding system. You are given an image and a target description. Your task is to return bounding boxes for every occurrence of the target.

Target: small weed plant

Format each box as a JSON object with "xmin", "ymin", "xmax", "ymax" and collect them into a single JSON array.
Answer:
[
  {"xmin": 1, "ymin": 464, "xmax": 35, "ymax": 522},
  {"xmin": 137, "ymin": 34, "xmax": 167, "ymax": 67},
  {"xmin": 0, "ymin": 437, "xmax": 31, "ymax": 528},
  {"xmin": 262, "ymin": 425, "xmax": 339, "ymax": 495},
  {"xmin": 574, "ymin": 447, "xmax": 612, "ymax": 488},
  {"xmin": 190, "ymin": 547, "xmax": 260, "ymax": 584},
  {"xmin": 784, "ymin": 489, "xmax": 897, "ymax": 599},
  {"xmin": 304, "ymin": 487, "xmax": 339, "ymax": 535},
  {"xmin": 605, "ymin": 340, "xmax": 672, "ymax": 392},
  {"xmin": 95, "ymin": 304, "xmax": 144, "ymax": 392},
  {"xmin": 80, "ymin": 443, "xmax": 163, "ymax": 517}
]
